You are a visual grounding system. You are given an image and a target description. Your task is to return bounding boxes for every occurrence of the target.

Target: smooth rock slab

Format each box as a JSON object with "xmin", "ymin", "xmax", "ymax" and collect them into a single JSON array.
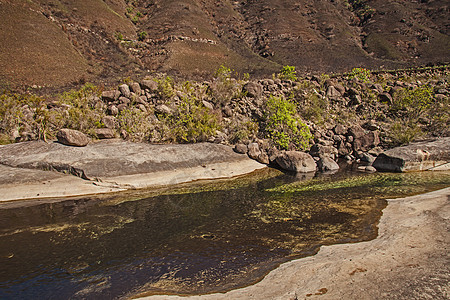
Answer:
[
  {"xmin": 373, "ymin": 137, "xmax": 450, "ymax": 172},
  {"xmin": 0, "ymin": 140, "xmax": 266, "ymax": 200}
]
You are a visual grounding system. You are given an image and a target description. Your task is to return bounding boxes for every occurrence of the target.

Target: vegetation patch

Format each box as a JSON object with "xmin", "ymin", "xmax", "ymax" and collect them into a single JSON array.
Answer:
[
  {"xmin": 165, "ymin": 84, "xmax": 222, "ymax": 143},
  {"xmin": 263, "ymin": 95, "xmax": 312, "ymax": 150},
  {"xmin": 267, "ymin": 172, "xmax": 450, "ymax": 194}
]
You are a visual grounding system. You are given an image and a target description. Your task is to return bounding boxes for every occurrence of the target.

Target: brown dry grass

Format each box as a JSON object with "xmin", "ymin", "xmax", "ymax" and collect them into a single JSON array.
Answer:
[{"xmin": 0, "ymin": 0, "xmax": 90, "ymax": 88}]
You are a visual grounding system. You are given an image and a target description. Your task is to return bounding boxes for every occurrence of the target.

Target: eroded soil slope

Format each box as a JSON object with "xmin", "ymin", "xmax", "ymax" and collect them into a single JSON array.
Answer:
[{"xmin": 1, "ymin": 0, "xmax": 449, "ymax": 90}]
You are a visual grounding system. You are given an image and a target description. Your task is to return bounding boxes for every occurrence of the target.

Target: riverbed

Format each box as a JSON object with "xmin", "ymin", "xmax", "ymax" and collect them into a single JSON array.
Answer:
[{"xmin": 1, "ymin": 167, "xmax": 449, "ymax": 299}]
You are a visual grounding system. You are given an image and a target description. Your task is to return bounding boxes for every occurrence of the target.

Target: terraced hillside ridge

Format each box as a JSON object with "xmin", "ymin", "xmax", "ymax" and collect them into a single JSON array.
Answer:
[{"xmin": 0, "ymin": 0, "xmax": 449, "ymax": 90}]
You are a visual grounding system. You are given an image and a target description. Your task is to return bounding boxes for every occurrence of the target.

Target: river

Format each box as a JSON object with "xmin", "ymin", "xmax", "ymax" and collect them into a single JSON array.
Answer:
[{"xmin": 1, "ymin": 166, "xmax": 449, "ymax": 299}]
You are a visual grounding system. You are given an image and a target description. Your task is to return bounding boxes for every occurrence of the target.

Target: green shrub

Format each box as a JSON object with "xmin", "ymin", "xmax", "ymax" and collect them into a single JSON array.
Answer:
[
  {"xmin": 117, "ymin": 108, "xmax": 153, "ymax": 141},
  {"xmin": 0, "ymin": 93, "xmax": 23, "ymax": 143},
  {"xmin": 56, "ymin": 83, "xmax": 105, "ymax": 136},
  {"xmin": 388, "ymin": 121, "xmax": 422, "ymax": 146},
  {"xmin": 278, "ymin": 65, "xmax": 298, "ymax": 81},
  {"xmin": 264, "ymin": 95, "xmax": 312, "ymax": 150},
  {"xmin": 209, "ymin": 65, "xmax": 245, "ymax": 106},
  {"xmin": 391, "ymin": 85, "xmax": 433, "ymax": 120},
  {"xmin": 0, "ymin": 92, "xmax": 59, "ymax": 142},
  {"xmin": 114, "ymin": 32, "xmax": 124, "ymax": 41},
  {"xmin": 348, "ymin": 67, "xmax": 371, "ymax": 82},
  {"xmin": 137, "ymin": 31, "xmax": 147, "ymax": 41},
  {"xmin": 156, "ymin": 76, "xmax": 175, "ymax": 100},
  {"xmin": 299, "ymin": 93, "xmax": 328, "ymax": 124},
  {"xmin": 229, "ymin": 120, "xmax": 259, "ymax": 143},
  {"xmin": 165, "ymin": 93, "xmax": 222, "ymax": 143}
]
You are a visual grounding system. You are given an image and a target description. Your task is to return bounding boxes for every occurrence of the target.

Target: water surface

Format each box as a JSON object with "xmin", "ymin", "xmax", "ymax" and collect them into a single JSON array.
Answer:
[{"xmin": 0, "ymin": 167, "xmax": 449, "ymax": 299}]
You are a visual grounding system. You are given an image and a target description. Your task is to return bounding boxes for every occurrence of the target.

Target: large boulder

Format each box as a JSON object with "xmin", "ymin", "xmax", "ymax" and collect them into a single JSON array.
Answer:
[
  {"xmin": 234, "ymin": 143, "xmax": 248, "ymax": 154},
  {"xmin": 129, "ymin": 82, "xmax": 142, "ymax": 95},
  {"xmin": 247, "ymin": 142, "xmax": 261, "ymax": 160},
  {"xmin": 326, "ymin": 86, "xmax": 341, "ymax": 98},
  {"xmin": 348, "ymin": 125, "xmax": 366, "ymax": 139},
  {"xmin": 243, "ymin": 82, "xmax": 263, "ymax": 98},
  {"xmin": 309, "ymin": 144, "xmax": 338, "ymax": 158},
  {"xmin": 95, "ymin": 128, "xmax": 115, "ymax": 139},
  {"xmin": 275, "ymin": 151, "xmax": 316, "ymax": 173},
  {"xmin": 373, "ymin": 138, "xmax": 450, "ymax": 172},
  {"xmin": 101, "ymin": 90, "xmax": 120, "ymax": 102},
  {"xmin": 317, "ymin": 156, "xmax": 340, "ymax": 172},
  {"xmin": 141, "ymin": 80, "xmax": 158, "ymax": 91},
  {"xmin": 119, "ymin": 84, "xmax": 131, "ymax": 98},
  {"xmin": 353, "ymin": 131, "xmax": 380, "ymax": 152},
  {"xmin": 56, "ymin": 129, "xmax": 90, "ymax": 147}
]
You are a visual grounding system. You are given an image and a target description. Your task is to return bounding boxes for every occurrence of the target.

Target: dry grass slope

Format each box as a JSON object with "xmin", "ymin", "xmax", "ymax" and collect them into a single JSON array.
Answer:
[{"xmin": 0, "ymin": 0, "xmax": 448, "ymax": 90}]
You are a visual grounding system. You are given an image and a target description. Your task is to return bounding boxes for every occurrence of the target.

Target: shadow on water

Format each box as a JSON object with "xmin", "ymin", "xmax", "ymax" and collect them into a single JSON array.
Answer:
[{"xmin": 0, "ymin": 165, "xmax": 449, "ymax": 299}]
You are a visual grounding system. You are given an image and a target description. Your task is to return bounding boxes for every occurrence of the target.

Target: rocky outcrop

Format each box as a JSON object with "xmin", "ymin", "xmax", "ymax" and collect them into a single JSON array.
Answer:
[
  {"xmin": 373, "ymin": 138, "xmax": 450, "ymax": 172},
  {"xmin": 275, "ymin": 151, "xmax": 316, "ymax": 173},
  {"xmin": 0, "ymin": 141, "xmax": 266, "ymax": 201},
  {"xmin": 56, "ymin": 129, "xmax": 90, "ymax": 147}
]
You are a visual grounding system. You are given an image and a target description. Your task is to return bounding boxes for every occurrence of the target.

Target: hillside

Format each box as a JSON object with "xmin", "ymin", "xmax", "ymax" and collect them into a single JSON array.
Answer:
[{"xmin": 0, "ymin": 0, "xmax": 449, "ymax": 90}]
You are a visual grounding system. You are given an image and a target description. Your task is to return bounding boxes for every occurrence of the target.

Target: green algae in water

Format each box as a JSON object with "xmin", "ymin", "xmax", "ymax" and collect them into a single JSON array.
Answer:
[{"xmin": 267, "ymin": 171, "xmax": 450, "ymax": 196}]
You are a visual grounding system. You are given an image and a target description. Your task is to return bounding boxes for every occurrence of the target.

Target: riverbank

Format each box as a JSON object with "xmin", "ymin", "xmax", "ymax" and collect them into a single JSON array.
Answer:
[
  {"xmin": 0, "ymin": 140, "xmax": 265, "ymax": 202},
  {"xmin": 136, "ymin": 187, "xmax": 450, "ymax": 300}
]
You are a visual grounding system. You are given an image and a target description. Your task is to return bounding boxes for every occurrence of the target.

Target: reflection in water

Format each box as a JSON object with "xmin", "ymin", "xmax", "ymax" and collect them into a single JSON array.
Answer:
[{"xmin": 0, "ymin": 168, "xmax": 449, "ymax": 299}]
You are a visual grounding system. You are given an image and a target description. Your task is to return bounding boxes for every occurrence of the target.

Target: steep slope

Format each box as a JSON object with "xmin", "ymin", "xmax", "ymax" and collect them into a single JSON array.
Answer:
[
  {"xmin": 0, "ymin": 0, "xmax": 90, "ymax": 88},
  {"xmin": 0, "ymin": 0, "xmax": 141, "ymax": 89},
  {"xmin": 0, "ymin": 0, "xmax": 448, "ymax": 90}
]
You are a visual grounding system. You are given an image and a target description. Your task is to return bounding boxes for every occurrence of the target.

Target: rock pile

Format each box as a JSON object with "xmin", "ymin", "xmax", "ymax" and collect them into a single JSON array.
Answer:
[{"xmin": 4, "ymin": 67, "xmax": 448, "ymax": 175}]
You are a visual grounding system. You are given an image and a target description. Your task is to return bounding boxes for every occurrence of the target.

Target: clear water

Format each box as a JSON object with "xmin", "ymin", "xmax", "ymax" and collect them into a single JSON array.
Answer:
[{"xmin": 0, "ymin": 166, "xmax": 449, "ymax": 299}]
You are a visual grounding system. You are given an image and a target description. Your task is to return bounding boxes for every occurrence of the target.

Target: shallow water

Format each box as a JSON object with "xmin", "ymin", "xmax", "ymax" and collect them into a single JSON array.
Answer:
[{"xmin": 0, "ymin": 167, "xmax": 449, "ymax": 299}]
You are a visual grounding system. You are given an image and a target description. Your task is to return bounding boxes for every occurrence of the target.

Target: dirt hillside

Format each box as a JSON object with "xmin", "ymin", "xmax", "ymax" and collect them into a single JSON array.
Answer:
[{"xmin": 0, "ymin": 0, "xmax": 449, "ymax": 90}]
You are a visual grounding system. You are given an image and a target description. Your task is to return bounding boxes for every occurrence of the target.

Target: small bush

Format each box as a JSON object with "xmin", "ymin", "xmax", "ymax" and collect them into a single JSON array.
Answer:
[
  {"xmin": 117, "ymin": 108, "xmax": 153, "ymax": 142},
  {"xmin": 165, "ymin": 93, "xmax": 222, "ymax": 143},
  {"xmin": 114, "ymin": 32, "xmax": 124, "ymax": 41},
  {"xmin": 264, "ymin": 95, "xmax": 312, "ymax": 150},
  {"xmin": 156, "ymin": 76, "xmax": 175, "ymax": 100},
  {"xmin": 299, "ymin": 93, "xmax": 328, "ymax": 124},
  {"xmin": 278, "ymin": 65, "xmax": 298, "ymax": 81},
  {"xmin": 0, "ymin": 92, "xmax": 58, "ymax": 142},
  {"xmin": 0, "ymin": 93, "xmax": 23, "ymax": 143},
  {"xmin": 229, "ymin": 120, "xmax": 259, "ymax": 143},
  {"xmin": 391, "ymin": 85, "xmax": 433, "ymax": 120},
  {"xmin": 209, "ymin": 65, "xmax": 244, "ymax": 106},
  {"xmin": 56, "ymin": 83, "xmax": 105, "ymax": 136},
  {"xmin": 348, "ymin": 67, "xmax": 371, "ymax": 82},
  {"xmin": 388, "ymin": 121, "xmax": 422, "ymax": 146},
  {"xmin": 137, "ymin": 31, "xmax": 147, "ymax": 41}
]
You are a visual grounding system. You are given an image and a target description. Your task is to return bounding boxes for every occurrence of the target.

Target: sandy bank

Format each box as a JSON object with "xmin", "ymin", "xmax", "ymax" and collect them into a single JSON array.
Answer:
[
  {"xmin": 0, "ymin": 140, "xmax": 265, "ymax": 202},
  {"xmin": 137, "ymin": 187, "xmax": 450, "ymax": 300}
]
